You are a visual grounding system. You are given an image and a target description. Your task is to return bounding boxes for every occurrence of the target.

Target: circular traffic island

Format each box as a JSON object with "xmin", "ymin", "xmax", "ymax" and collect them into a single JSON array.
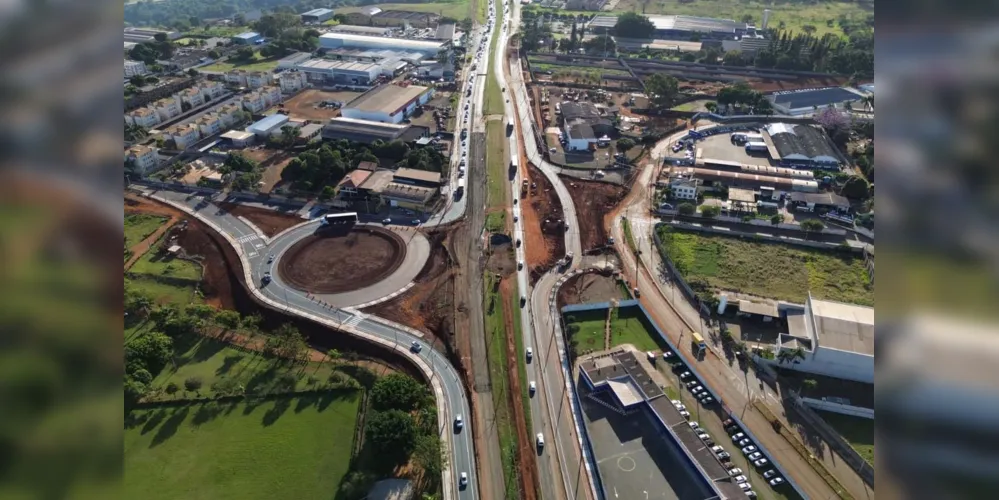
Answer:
[{"xmin": 278, "ymin": 226, "xmax": 407, "ymax": 294}]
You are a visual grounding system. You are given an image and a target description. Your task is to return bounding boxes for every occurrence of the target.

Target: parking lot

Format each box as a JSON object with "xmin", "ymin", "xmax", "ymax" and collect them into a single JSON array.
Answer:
[
  {"xmin": 579, "ymin": 384, "xmax": 707, "ymax": 500},
  {"xmin": 694, "ymin": 134, "xmax": 776, "ymax": 166},
  {"xmin": 281, "ymin": 89, "xmax": 362, "ymax": 121}
]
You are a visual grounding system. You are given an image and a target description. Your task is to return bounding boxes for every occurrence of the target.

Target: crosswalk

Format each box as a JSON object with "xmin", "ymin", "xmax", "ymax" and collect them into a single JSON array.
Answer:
[
  {"xmin": 236, "ymin": 234, "xmax": 259, "ymax": 243},
  {"xmin": 340, "ymin": 308, "xmax": 367, "ymax": 329}
]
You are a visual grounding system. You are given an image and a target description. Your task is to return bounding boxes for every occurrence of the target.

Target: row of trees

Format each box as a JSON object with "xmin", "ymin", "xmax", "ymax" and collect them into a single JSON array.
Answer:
[
  {"xmin": 219, "ymin": 152, "xmax": 263, "ymax": 191},
  {"xmin": 125, "ymin": 0, "xmax": 331, "ymax": 31},
  {"xmin": 281, "ymin": 139, "xmax": 448, "ymax": 194}
]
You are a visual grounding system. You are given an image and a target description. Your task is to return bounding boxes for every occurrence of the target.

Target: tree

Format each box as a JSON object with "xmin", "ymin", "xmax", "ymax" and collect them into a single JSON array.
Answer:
[
  {"xmin": 208, "ymin": 49, "xmax": 221, "ymax": 59},
  {"xmin": 802, "ymin": 379, "xmax": 818, "ymax": 394},
  {"xmin": 153, "ymin": 33, "xmax": 168, "ymax": 42},
  {"xmin": 413, "ymin": 434, "xmax": 447, "ymax": 480},
  {"xmin": 319, "ymin": 185, "xmax": 336, "ymax": 201},
  {"xmin": 841, "ymin": 175, "xmax": 870, "ymax": 199},
  {"xmin": 371, "ymin": 374, "xmax": 427, "ymax": 412},
  {"xmin": 365, "ymin": 410, "xmax": 417, "ymax": 464},
  {"xmin": 677, "ymin": 202, "xmax": 695, "ymax": 215},
  {"xmin": 125, "ymin": 331, "xmax": 173, "ymax": 375},
  {"xmin": 722, "ymin": 51, "xmax": 745, "ymax": 66},
  {"xmin": 583, "ymin": 35, "xmax": 616, "ymax": 55},
  {"xmin": 327, "ymin": 349, "xmax": 342, "ymax": 366},
  {"xmin": 645, "ymin": 73, "xmax": 679, "ymax": 109},
  {"xmin": 184, "ymin": 376, "xmax": 203, "ymax": 392},
  {"xmin": 616, "ymin": 138, "xmax": 635, "ymax": 152},
  {"xmin": 187, "ymin": 68, "xmax": 199, "ymax": 77},
  {"xmin": 802, "ymin": 25, "xmax": 817, "ymax": 35},
  {"xmin": 800, "ymin": 219, "xmax": 825, "ymax": 233},
  {"xmin": 129, "ymin": 74, "xmax": 147, "ymax": 87},
  {"xmin": 613, "ymin": 12, "xmax": 655, "ymax": 39},
  {"xmin": 279, "ymin": 125, "xmax": 299, "ymax": 147},
  {"xmin": 701, "ymin": 205, "xmax": 720, "ymax": 218},
  {"xmin": 741, "ymin": 14, "xmax": 754, "ymax": 24},
  {"xmin": 704, "ymin": 101, "xmax": 718, "ymax": 113},
  {"xmin": 235, "ymin": 46, "xmax": 255, "ymax": 61},
  {"xmin": 770, "ymin": 213, "xmax": 784, "ymax": 225}
]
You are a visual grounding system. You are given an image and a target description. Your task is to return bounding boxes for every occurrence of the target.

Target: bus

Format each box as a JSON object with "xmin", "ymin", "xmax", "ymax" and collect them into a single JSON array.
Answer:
[
  {"xmin": 321, "ymin": 212, "xmax": 358, "ymax": 226},
  {"xmin": 691, "ymin": 332, "xmax": 706, "ymax": 350}
]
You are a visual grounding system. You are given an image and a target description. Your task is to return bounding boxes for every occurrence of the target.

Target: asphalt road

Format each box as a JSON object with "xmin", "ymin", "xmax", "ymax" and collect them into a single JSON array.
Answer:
[
  {"xmin": 137, "ymin": 187, "xmax": 479, "ymax": 500},
  {"xmin": 498, "ymin": 2, "xmax": 595, "ymax": 500}
]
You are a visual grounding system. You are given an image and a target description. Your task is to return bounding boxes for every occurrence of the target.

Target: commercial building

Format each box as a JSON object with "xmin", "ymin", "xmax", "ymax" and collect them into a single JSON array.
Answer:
[
  {"xmin": 763, "ymin": 123, "xmax": 842, "ymax": 167},
  {"xmin": 777, "ymin": 296, "xmax": 874, "ymax": 383},
  {"xmin": 670, "ymin": 179, "xmax": 698, "ymax": 200},
  {"xmin": 124, "ymin": 59, "xmax": 148, "ymax": 78},
  {"xmin": 720, "ymin": 34, "xmax": 771, "ymax": 55},
  {"xmin": 341, "ymin": 84, "xmax": 434, "ymax": 124},
  {"xmin": 788, "ymin": 191, "xmax": 850, "ymax": 213},
  {"xmin": 561, "ymin": 101, "xmax": 615, "ymax": 150},
  {"xmin": 322, "ymin": 117, "xmax": 429, "ymax": 144},
  {"xmin": 587, "ymin": 14, "xmax": 751, "ymax": 41},
  {"xmin": 327, "ymin": 25, "xmax": 396, "ymax": 37},
  {"xmin": 277, "ymin": 52, "xmax": 313, "ymax": 70},
  {"xmin": 301, "ymin": 8, "xmax": 335, "ymax": 23},
  {"xmin": 393, "ymin": 167, "xmax": 441, "ymax": 188},
  {"xmin": 381, "ymin": 182, "xmax": 437, "ymax": 211},
  {"xmin": 370, "ymin": 10, "xmax": 440, "ymax": 28},
  {"xmin": 164, "ymin": 123, "xmax": 201, "ymax": 149},
  {"xmin": 335, "ymin": 168, "xmax": 375, "ymax": 197},
  {"xmin": 246, "ymin": 114, "xmax": 290, "ymax": 138},
  {"xmin": 126, "ymin": 145, "xmax": 159, "ymax": 174},
  {"xmin": 319, "ymin": 33, "xmax": 447, "ymax": 57},
  {"xmin": 295, "ymin": 59, "xmax": 381, "ymax": 86},
  {"xmin": 220, "ymin": 130, "xmax": 255, "ymax": 147},
  {"xmin": 767, "ymin": 87, "xmax": 865, "ymax": 116},
  {"xmin": 232, "ymin": 32, "xmax": 264, "ymax": 45},
  {"xmin": 565, "ymin": 122, "xmax": 596, "ymax": 151},
  {"xmin": 123, "ymin": 28, "xmax": 180, "ymax": 44},
  {"xmin": 297, "ymin": 123, "xmax": 323, "ymax": 143},
  {"xmin": 126, "ymin": 107, "xmax": 161, "ymax": 129},
  {"xmin": 434, "ymin": 23, "xmax": 456, "ymax": 41},
  {"xmin": 279, "ymin": 70, "xmax": 310, "ymax": 93}
]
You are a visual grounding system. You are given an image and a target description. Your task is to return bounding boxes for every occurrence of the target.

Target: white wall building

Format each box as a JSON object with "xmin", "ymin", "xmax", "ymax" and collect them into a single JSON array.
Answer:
[
  {"xmin": 217, "ymin": 104, "xmax": 243, "ymax": 127},
  {"xmin": 152, "ymin": 96, "xmax": 183, "ymax": 121},
  {"xmin": 225, "ymin": 70, "xmax": 272, "ymax": 89},
  {"xmin": 196, "ymin": 114, "xmax": 224, "ymax": 137},
  {"xmin": 126, "ymin": 145, "xmax": 159, "ymax": 174},
  {"xmin": 319, "ymin": 33, "xmax": 446, "ymax": 57},
  {"xmin": 277, "ymin": 52, "xmax": 313, "ymax": 69},
  {"xmin": 279, "ymin": 70, "xmax": 310, "ymax": 93},
  {"xmin": 126, "ymin": 108, "xmax": 161, "ymax": 129},
  {"xmin": 774, "ymin": 296, "xmax": 874, "ymax": 383},
  {"xmin": 179, "ymin": 87, "xmax": 205, "ymax": 107},
  {"xmin": 164, "ymin": 123, "xmax": 201, "ymax": 149},
  {"xmin": 671, "ymin": 180, "xmax": 698, "ymax": 200},
  {"xmin": 221, "ymin": 130, "xmax": 255, "ymax": 147},
  {"xmin": 340, "ymin": 84, "xmax": 433, "ymax": 124},
  {"xmin": 200, "ymin": 80, "xmax": 227, "ymax": 99},
  {"xmin": 124, "ymin": 59, "xmax": 148, "ymax": 78}
]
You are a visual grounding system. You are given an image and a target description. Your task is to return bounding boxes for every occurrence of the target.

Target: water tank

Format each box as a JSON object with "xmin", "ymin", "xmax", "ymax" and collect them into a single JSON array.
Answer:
[{"xmin": 717, "ymin": 294, "xmax": 728, "ymax": 315}]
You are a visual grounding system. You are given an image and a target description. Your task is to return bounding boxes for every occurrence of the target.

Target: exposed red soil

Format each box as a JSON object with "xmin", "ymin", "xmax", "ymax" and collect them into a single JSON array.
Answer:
[
  {"xmin": 217, "ymin": 202, "xmax": 304, "ymax": 238},
  {"xmin": 522, "ymin": 164, "xmax": 566, "ymax": 285},
  {"xmin": 124, "ymin": 194, "xmax": 183, "ymax": 269},
  {"xmin": 558, "ymin": 176, "xmax": 630, "ymax": 253},
  {"xmin": 499, "ymin": 277, "xmax": 540, "ymax": 500},
  {"xmin": 278, "ymin": 227, "xmax": 406, "ymax": 294},
  {"xmin": 556, "ymin": 270, "xmax": 624, "ymax": 310}
]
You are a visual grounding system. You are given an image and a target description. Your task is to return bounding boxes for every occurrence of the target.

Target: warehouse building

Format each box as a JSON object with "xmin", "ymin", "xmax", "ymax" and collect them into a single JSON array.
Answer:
[
  {"xmin": 124, "ymin": 28, "xmax": 180, "ymax": 44},
  {"xmin": 301, "ymin": 8, "xmax": 335, "ymax": 23},
  {"xmin": 763, "ymin": 123, "xmax": 843, "ymax": 168},
  {"xmin": 371, "ymin": 10, "xmax": 440, "ymax": 28},
  {"xmin": 341, "ymin": 84, "xmax": 434, "ymax": 124},
  {"xmin": 587, "ymin": 14, "xmax": 751, "ymax": 41},
  {"xmin": 277, "ymin": 52, "xmax": 313, "ymax": 69},
  {"xmin": 319, "ymin": 33, "xmax": 447, "ymax": 57},
  {"xmin": 777, "ymin": 295, "xmax": 874, "ymax": 384},
  {"xmin": 246, "ymin": 114, "xmax": 289, "ymax": 138},
  {"xmin": 327, "ymin": 24, "xmax": 397, "ymax": 36},
  {"xmin": 788, "ymin": 191, "xmax": 851, "ymax": 213},
  {"xmin": 341, "ymin": 6, "xmax": 382, "ymax": 25},
  {"xmin": 295, "ymin": 59, "xmax": 382, "ymax": 86},
  {"xmin": 322, "ymin": 116, "xmax": 429, "ymax": 143},
  {"xmin": 767, "ymin": 87, "xmax": 865, "ymax": 116},
  {"xmin": 673, "ymin": 166, "xmax": 819, "ymax": 192},
  {"xmin": 232, "ymin": 31, "xmax": 264, "ymax": 45}
]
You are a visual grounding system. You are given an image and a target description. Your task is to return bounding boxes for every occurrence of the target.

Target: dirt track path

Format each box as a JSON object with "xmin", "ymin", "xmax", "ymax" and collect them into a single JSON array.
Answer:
[{"xmin": 125, "ymin": 194, "xmax": 184, "ymax": 270}]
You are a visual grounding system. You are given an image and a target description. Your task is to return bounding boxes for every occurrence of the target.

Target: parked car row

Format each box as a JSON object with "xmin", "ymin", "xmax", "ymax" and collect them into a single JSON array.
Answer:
[{"xmin": 724, "ymin": 418, "xmax": 787, "ymax": 488}]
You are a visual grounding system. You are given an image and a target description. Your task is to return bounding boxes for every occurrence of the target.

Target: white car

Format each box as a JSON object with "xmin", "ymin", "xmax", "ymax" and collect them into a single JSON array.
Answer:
[
  {"xmin": 536, "ymin": 433, "xmax": 545, "ymax": 448},
  {"xmin": 731, "ymin": 433, "xmax": 745, "ymax": 442},
  {"xmin": 738, "ymin": 439, "xmax": 751, "ymax": 447},
  {"xmin": 529, "ymin": 381, "xmax": 536, "ymax": 396},
  {"xmin": 382, "ymin": 218, "xmax": 392, "ymax": 224},
  {"xmin": 691, "ymin": 386, "xmax": 704, "ymax": 394},
  {"xmin": 744, "ymin": 491, "xmax": 757, "ymax": 498},
  {"xmin": 673, "ymin": 403, "xmax": 686, "ymax": 411},
  {"xmin": 679, "ymin": 410, "xmax": 690, "ymax": 419},
  {"xmin": 763, "ymin": 470, "xmax": 778, "ymax": 479},
  {"xmin": 526, "ymin": 347, "xmax": 533, "ymax": 361},
  {"xmin": 688, "ymin": 422, "xmax": 699, "ymax": 429},
  {"xmin": 753, "ymin": 458, "xmax": 769, "ymax": 467},
  {"xmin": 738, "ymin": 482, "xmax": 752, "ymax": 491},
  {"xmin": 700, "ymin": 396, "xmax": 715, "ymax": 404},
  {"xmin": 696, "ymin": 432, "xmax": 710, "ymax": 440},
  {"xmin": 732, "ymin": 475, "xmax": 747, "ymax": 483},
  {"xmin": 746, "ymin": 449, "xmax": 761, "ymax": 458},
  {"xmin": 679, "ymin": 371, "xmax": 692, "ymax": 379},
  {"xmin": 459, "ymin": 472, "xmax": 468, "ymax": 488},
  {"xmin": 454, "ymin": 414, "xmax": 463, "ymax": 430},
  {"xmin": 710, "ymin": 446, "xmax": 724, "ymax": 453},
  {"xmin": 769, "ymin": 478, "xmax": 785, "ymax": 486},
  {"xmin": 728, "ymin": 468, "xmax": 743, "ymax": 476}
]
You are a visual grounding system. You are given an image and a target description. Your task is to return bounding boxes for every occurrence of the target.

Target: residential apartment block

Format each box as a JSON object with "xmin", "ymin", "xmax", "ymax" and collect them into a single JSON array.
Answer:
[
  {"xmin": 240, "ymin": 86, "xmax": 283, "ymax": 114},
  {"xmin": 124, "ymin": 59, "xmax": 148, "ymax": 78},
  {"xmin": 126, "ymin": 107, "xmax": 161, "ymax": 129},
  {"xmin": 126, "ymin": 145, "xmax": 159, "ymax": 174},
  {"xmin": 196, "ymin": 114, "xmax": 224, "ymax": 137},
  {"xmin": 200, "ymin": 80, "xmax": 226, "ymax": 99},
  {"xmin": 164, "ymin": 123, "xmax": 201, "ymax": 149},
  {"xmin": 217, "ymin": 103, "xmax": 244, "ymax": 127},
  {"xmin": 279, "ymin": 70, "xmax": 309, "ymax": 93},
  {"xmin": 671, "ymin": 179, "xmax": 698, "ymax": 200},
  {"xmin": 225, "ymin": 70, "xmax": 272, "ymax": 89},
  {"xmin": 152, "ymin": 96, "xmax": 183, "ymax": 121},
  {"xmin": 180, "ymin": 87, "xmax": 205, "ymax": 107}
]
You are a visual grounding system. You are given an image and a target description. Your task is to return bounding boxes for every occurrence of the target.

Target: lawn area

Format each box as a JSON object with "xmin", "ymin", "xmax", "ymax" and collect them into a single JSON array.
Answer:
[
  {"xmin": 148, "ymin": 332, "xmax": 345, "ymax": 400},
  {"xmin": 656, "ymin": 226, "xmax": 873, "ymax": 306},
  {"xmin": 126, "ymin": 276, "xmax": 200, "ymax": 307},
  {"xmin": 511, "ymin": 289, "xmax": 531, "ymax": 432},
  {"xmin": 125, "ymin": 392, "xmax": 361, "ymax": 500},
  {"xmin": 125, "ymin": 213, "xmax": 168, "ymax": 249},
  {"xmin": 483, "ymin": 26, "xmax": 504, "ymax": 116},
  {"xmin": 485, "ymin": 121, "xmax": 508, "ymax": 208},
  {"xmin": 563, "ymin": 309, "xmax": 607, "ymax": 353},
  {"xmin": 817, "ymin": 411, "xmax": 875, "ymax": 467},
  {"xmin": 621, "ymin": 217, "xmax": 638, "ymax": 255},
  {"xmin": 337, "ymin": 1, "xmax": 473, "ymax": 20},
  {"xmin": 483, "ymin": 272, "xmax": 519, "ymax": 500},
  {"xmin": 485, "ymin": 211, "xmax": 506, "ymax": 232},
  {"xmin": 186, "ymin": 25, "xmax": 253, "ymax": 38},
  {"xmin": 200, "ymin": 52, "xmax": 280, "ymax": 73},
  {"xmin": 130, "ymin": 246, "xmax": 203, "ymax": 281},
  {"xmin": 608, "ymin": 306, "xmax": 667, "ymax": 352}
]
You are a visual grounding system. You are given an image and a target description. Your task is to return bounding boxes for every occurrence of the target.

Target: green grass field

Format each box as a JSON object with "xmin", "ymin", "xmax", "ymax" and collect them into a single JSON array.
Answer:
[
  {"xmin": 485, "ymin": 121, "xmax": 508, "ymax": 208},
  {"xmin": 150, "ymin": 333, "xmax": 346, "ymax": 400},
  {"xmin": 621, "ymin": 218, "xmax": 639, "ymax": 255},
  {"xmin": 608, "ymin": 306, "xmax": 666, "ymax": 352},
  {"xmin": 126, "ymin": 276, "xmax": 200, "ymax": 307},
  {"xmin": 200, "ymin": 52, "xmax": 280, "ymax": 73},
  {"xmin": 125, "ymin": 393, "xmax": 360, "ymax": 500},
  {"xmin": 485, "ymin": 211, "xmax": 506, "ymax": 232},
  {"xmin": 483, "ymin": 25, "xmax": 504, "ymax": 116},
  {"xmin": 817, "ymin": 411, "xmax": 875, "ymax": 467},
  {"xmin": 130, "ymin": 248, "xmax": 203, "ymax": 281},
  {"xmin": 482, "ymin": 273, "xmax": 519, "ymax": 499},
  {"xmin": 526, "ymin": 0, "xmax": 871, "ymax": 38},
  {"xmin": 656, "ymin": 226, "xmax": 873, "ymax": 306},
  {"xmin": 337, "ymin": 1, "xmax": 473, "ymax": 20},
  {"xmin": 125, "ymin": 213, "xmax": 168, "ymax": 249},
  {"xmin": 563, "ymin": 309, "xmax": 607, "ymax": 352}
]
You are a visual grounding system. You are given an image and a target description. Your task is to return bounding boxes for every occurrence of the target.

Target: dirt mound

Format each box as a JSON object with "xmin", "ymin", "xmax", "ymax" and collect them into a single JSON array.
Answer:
[
  {"xmin": 559, "ymin": 175, "xmax": 629, "ymax": 252},
  {"xmin": 278, "ymin": 227, "xmax": 406, "ymax": 294},
  {"xmin": 218, "ymin": 202, "xmax": 303, "ymax": 238},
  {"xmin": 557, "ymin": 271, "xmax": 623, "ymax": 310},
  {"xmin": 523, "ymin": 164, "xmax": 566, "ymax": 284}
]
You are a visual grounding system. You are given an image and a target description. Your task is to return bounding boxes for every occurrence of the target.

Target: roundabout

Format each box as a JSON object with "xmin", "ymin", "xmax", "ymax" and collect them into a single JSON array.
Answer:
[{"xmin": 278, "ymin": 226, "xmax": 407, "ymax": 294}]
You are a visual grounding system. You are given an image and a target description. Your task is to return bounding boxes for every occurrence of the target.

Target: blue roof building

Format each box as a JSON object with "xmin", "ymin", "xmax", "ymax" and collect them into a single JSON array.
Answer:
[{"xmin": 232, "ymin": 31, "xmax": 263, "ymax": 45}]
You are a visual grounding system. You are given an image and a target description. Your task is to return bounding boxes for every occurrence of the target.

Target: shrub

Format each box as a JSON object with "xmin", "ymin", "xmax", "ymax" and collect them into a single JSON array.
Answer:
[
  {"xmin": 165, "ymin": 382, "xmax": 179, "ymax": 394},
  {"xmin": 184, "ymin": 377, "xmax": 203, "ymax": 392}
]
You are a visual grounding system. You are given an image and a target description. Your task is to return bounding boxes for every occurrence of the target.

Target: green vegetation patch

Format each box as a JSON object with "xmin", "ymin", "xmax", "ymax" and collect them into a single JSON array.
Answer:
[
  {"xmin": 563, "ymin": 309, "xmax": 608, "ymax": 353},
  {"xmin": 125, "ymin": 393, "xmax": 361, "ymax": 500},
  {"xmin": 485, "ymin": 211, "xmax": 506, "ymax": 233},
  {"xmin": 483, "ymin": 26, "xmax": 504, "ymax": 116},
  {"xmin": 125, "ymin": 276, "xmax": 200, "ymax": 308},
  {"xmin": 338, "ymin": 1, "xmax": 473, "ymax": 20},
  {"xmin": 817, "ymin": 411, "xmax": 875, "ymax": 467},
  {"xmin": 130, "ymin": 248, "xmax": 203, "ymax": 282},
  {"xmin": 200, "ymin": 51, "xmax": 279, "ymax": 73},
  {"xmin": 656, "ymin": 226, "xmax": 873, "ymax": 306},
  {"xmin": 125, "ymin": 213, "xmax": 168, "ymax": 249},
  {"xmin": 608, "ymin": 306, "xmax": 666, "ymax": 352},
  {"xmin": 483, "ymin": 272, "xmax": 519, "ymax": 499},
  {"xmin": 485, "ymin": 121, "xmax": 508, "ymax": 208}
]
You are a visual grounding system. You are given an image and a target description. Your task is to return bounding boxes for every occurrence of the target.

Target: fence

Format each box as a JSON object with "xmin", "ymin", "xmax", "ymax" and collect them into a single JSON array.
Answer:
[
  {"xmin": 790, "ymin": 395, "xmax": 876, "ymax": 487},
  {"xmin": 656, "ymin": 219, "xmax": 864, "ymax": 253},
  {"xmin": 650, "ymin": 223, "xmax": 711, "ymax": 318},
  {"xmin": 801, "ymin": 397, "xmax": 874, "ymax": 419}
]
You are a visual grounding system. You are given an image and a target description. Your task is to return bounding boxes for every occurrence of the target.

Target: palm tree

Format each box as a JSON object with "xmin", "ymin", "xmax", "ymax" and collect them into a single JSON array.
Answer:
[{"xmin": 327, "ymin": 349, "xmax": 342, "ymax": 367}]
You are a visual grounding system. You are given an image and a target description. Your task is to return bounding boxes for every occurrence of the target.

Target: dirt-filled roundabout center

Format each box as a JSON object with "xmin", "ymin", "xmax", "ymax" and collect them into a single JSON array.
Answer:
[{"xmin": 278, "ymin": 226, "xmax": 407, "ymax": 294}]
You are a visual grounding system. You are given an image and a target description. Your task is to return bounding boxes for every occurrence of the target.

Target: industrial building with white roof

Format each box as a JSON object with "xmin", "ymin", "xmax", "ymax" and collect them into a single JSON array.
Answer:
[
  {"xmin": 319, "ymin": 33, "xmax": 447, "ymax": 56},
  {"xmin": 778, "ymin": 295, "xmax": 874, "ymax": 383},
  {"xmin": 340, "ymin": 84, "xmax": 434, "ymax": 124}
]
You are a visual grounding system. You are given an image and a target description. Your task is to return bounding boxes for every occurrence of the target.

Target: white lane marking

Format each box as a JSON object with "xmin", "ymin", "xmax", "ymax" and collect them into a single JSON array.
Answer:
[{"xmin": 236, "ymin": 234, "xmax": 259, "ymax": 243}]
